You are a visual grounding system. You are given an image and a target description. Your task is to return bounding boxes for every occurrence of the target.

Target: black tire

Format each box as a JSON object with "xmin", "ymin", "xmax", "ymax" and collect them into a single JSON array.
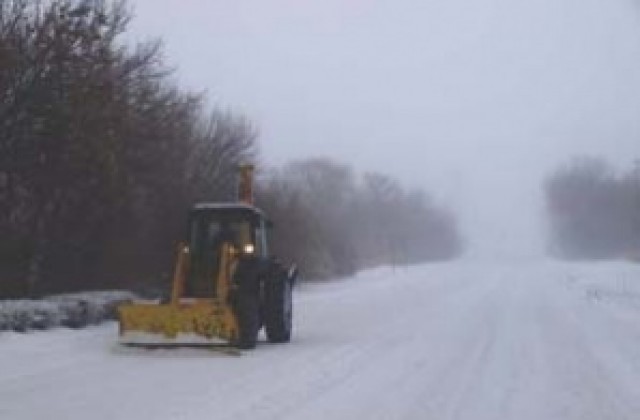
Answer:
[
  {"xmin": 264, "ymin": 273, "xmax": 293, "ymax": 343},
  {"xmin": 234, "ymin": 291, "xmax": 260, "ymax": 349},
  {"xmin": 232, "ymin": 258, "xmax": 262, "ymax": 350}
]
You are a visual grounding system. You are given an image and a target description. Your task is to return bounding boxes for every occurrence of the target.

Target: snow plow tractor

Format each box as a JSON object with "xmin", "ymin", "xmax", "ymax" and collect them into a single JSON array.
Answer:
[{"xmin": 117, "ymin": 165, "xmax": 297, "ymax": 349}]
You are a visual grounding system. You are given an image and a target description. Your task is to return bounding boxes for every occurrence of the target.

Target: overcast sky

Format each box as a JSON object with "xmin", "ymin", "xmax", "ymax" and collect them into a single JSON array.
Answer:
[{"xmin": 130, "ymin": 0, "xmax": 640, "ymax": 259}]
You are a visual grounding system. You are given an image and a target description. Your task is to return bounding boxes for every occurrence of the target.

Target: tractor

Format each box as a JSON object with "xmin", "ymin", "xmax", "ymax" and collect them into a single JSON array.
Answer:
[{"xmin": 117, "ymin": 165, "xmax": 297, "ymax": 349}]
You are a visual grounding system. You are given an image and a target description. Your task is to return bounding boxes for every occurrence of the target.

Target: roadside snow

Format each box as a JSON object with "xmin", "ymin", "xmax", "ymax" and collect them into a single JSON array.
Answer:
[
  {"xmin": 0, "ymin": 290, "xmax": 136, "ymax": 331},
  {"xmin": 1, "ymin": 261, "xmax": 639, "ymax": 420}
]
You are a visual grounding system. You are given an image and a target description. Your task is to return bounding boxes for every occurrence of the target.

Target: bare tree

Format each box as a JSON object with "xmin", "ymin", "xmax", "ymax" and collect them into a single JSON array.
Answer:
[
  {"xmin": 546, "ymin": 157, "xmax": 640, "ymax": 259},
  {"xmin": 257, "ymin": 159, "xmax": 463, "ymax": 281},
  {"xmin": 0, "ymin": 0, "xmax": 257, "ymax": 297}
]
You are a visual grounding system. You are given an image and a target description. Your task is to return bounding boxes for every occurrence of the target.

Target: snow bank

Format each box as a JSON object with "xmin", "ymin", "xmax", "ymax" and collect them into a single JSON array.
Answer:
[
  {"xmin": 561, "ymin": 261, "xmax": 640, "ymax": 310},
  {"xmin": 0, "ymin": 291, "xmax": 136, "ymax": 332}
]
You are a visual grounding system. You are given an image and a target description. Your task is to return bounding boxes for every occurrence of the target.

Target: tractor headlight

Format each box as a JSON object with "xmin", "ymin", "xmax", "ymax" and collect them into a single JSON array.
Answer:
[{"xmin": 243, "ymin": 243, "xmax": 255, "ymax": 254}]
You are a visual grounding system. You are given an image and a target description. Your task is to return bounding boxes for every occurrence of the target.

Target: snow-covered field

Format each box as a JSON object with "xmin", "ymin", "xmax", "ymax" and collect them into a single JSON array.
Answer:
[{"xmin": 1, "ymin": 260, "xmax": 640, "ymax": 420}]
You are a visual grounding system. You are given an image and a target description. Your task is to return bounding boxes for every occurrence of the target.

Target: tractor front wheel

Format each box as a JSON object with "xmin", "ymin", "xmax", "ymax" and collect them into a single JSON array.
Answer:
[
  {"xmin": 233, "ymin": 258, "xmax": 262, "ymax": 350},
  {"xmin": 234, "ymin": 291, "xmax": 260, "ymax": 349}
]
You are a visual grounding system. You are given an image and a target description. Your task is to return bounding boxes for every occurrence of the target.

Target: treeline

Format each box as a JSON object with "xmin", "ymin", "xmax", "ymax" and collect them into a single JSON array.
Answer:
[
  {"xmin": 0, "ymin": 0, "xmax": 462, "ymax": 298},
  {"xmin": 545, "ymin": 157, "xmax": 640, "ymax": 260},
  {"xmin": 0, "ymin": 0, "xmax": 255, "ymax": 297},
  {"xmin": 258, "ymin": 159, "xmax": 462, "ymax": 280}
]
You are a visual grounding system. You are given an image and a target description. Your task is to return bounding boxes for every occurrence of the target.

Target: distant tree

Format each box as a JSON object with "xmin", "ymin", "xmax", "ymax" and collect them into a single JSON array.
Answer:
[
  {"xmin": 545, "ymin": 157, "xmax": 640, "ymax": 259},
  {"xmin": 283, "ymin": 159, "xmax": 359, "ymax": 276},
  {"xmin": 257, "ymin": 159, "xmax": 463, "ymax": 280},
  {"xmin": 357, "ymin": 173, "xmax": 404, "ymax": 267},
  {"xmin": 357, "ymin": 173, "xmax": 461, "ymax": 266}
]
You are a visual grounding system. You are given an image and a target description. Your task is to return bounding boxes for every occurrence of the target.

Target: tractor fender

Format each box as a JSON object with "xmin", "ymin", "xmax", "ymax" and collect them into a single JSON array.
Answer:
[{"xmin": 263, "ymin": 259, "xmax": 298, "ymax": 287}]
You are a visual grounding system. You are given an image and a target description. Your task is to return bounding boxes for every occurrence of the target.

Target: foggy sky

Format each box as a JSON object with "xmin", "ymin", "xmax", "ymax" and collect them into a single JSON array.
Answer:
[{"xmin": 130, "ymin": 0, "xmax": 640, "ymax": 259}]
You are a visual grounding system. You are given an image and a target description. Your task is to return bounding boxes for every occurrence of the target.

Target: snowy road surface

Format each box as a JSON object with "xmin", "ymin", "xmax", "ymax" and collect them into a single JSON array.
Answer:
[{"xmin": 2, "ymin": 261, "xmax": 640, "ymax": 420}]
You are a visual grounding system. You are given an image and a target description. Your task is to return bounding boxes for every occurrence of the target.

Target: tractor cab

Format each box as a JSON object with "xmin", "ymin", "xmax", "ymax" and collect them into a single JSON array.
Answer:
[{"xmin": 185, "ymin": 204, "xmax": 270, "ymax": 298}]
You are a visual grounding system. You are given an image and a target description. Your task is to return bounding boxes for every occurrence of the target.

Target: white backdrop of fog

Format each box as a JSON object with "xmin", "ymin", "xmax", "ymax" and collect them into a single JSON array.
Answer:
[{"xmin": 130, "ymin": 0, "xmax": 640, "ymax": 260}]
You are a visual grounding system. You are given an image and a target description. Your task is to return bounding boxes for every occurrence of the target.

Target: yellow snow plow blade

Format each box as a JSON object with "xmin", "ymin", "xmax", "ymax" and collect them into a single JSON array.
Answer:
[
  {"xmin": 118, "ymin": 300, "xmax": 238, "ymax": 345},
  {"xmin": 118, "ymin": 240, "xmax": 240, "ymax": 346}
]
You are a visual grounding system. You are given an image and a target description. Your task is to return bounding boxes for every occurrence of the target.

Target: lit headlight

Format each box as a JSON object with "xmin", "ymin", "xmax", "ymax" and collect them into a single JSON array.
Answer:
[{"xmin": 243, "ymin": 243, "xmax": 255, "ymax": 254}]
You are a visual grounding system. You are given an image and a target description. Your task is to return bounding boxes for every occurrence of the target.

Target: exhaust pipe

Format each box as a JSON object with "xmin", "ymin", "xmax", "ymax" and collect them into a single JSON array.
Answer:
[{"xmin": 238, "ymin": 164, "xmax": 255, "ymax": 205}]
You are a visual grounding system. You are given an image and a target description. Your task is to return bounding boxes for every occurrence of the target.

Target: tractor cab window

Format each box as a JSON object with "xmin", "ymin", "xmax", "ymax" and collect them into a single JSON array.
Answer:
[
  {"xmin": 186, "ymin": 216, "xmax": 254, "ymax": 298},
  {"xmin": 206, "ymin": 220, "xmax": 251, "ymax": 250},
  {"xmin": 190, "ymin": 218, "xmax": 252, "ymax": 252}
]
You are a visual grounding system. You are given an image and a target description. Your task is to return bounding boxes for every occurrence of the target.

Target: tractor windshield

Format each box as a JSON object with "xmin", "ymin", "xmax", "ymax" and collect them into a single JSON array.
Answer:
[
  {"xmin": 201, "ymin": 220, "xmax": 252, "ymax": 251},
  {"xmin": 184, "ymin": 212, "xmax": 254, "ymax": 298}
]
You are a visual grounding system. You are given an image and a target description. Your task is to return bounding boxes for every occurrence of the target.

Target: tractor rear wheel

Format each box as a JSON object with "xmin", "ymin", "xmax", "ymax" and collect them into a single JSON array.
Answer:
[{"xmin": 264, "ymin": 275, "xmax": 293, "ymax": 343}]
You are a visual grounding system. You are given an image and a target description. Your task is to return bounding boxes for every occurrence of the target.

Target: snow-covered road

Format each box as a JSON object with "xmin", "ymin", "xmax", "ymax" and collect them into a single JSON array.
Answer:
[{"xmin": 2, "ymin": 261, "xmax": 640, "ymax": 420}]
